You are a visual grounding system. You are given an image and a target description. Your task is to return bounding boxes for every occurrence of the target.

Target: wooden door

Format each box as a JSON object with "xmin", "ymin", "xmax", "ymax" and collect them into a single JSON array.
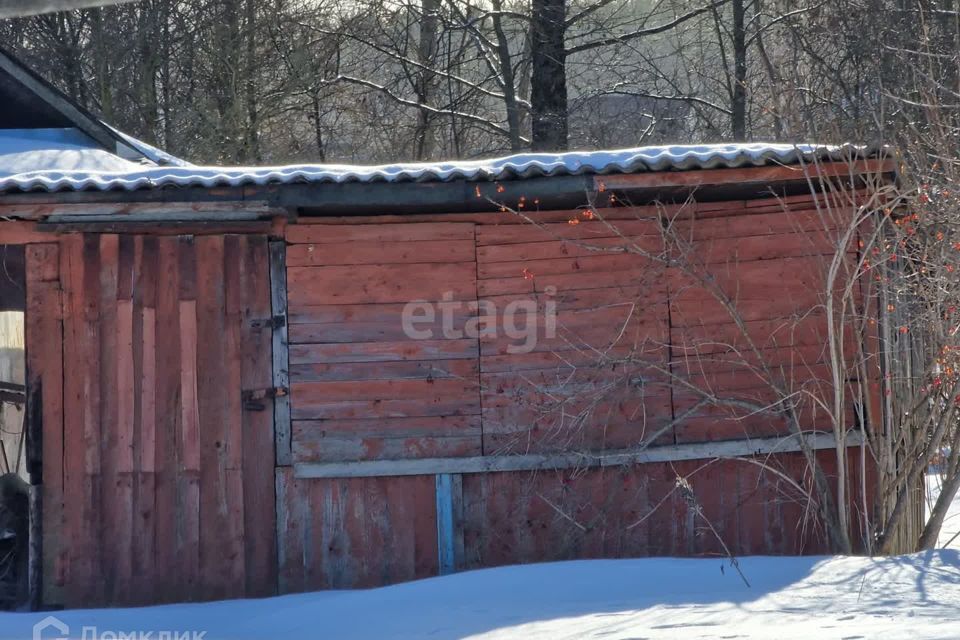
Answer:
[{"xmin": 27, "ymin": 234, "xmax": 278, "ymax": 608}]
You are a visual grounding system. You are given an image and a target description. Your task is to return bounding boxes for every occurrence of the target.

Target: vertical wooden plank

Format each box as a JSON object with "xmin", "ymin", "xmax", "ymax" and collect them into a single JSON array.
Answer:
[
  {"xmin": 83, "ymin": 234, "xmax": 105, "ymax": 606},
  {"xmin": 269, "ymin": 240, "xmax": 291, "ymax": 467},
  {"xmin": 240, "ymin": 236, "xmax": 277, "ymax": 597},
  {"xmin": 60, "ymin": 234, "xmax": 103, "ymax": 607},
  {"xmin": 27, "ymin": 484, "xmax": 41, "ymax": 610},
  {"xmin": 24, "ymin": 243, "xmax": 65, "ymax": 605},
  {"xmin": 59, "ymin": 235, "xmax": 82, "ymax": 607},
  {"xmin": 132, "ymin": 236, "xmax": 158, "ymax": 604},
  {"xmin": 95, "ymin": 235, "xmax": 118, "ymax": 604},
  {"xmin": 177, "ymin": 235, "xmax": 200, "ymax": 599},
  {"xmin": 112, "ymin": 235, "xmax": 136, "ymax": 606},
  {"xmin": 25, "ymin": 243, "xmax": 62, "ymax": 607},
  {"xmin": 221, "ymin": 235, "xmax": 246, "ymax": 595},
  {"xmin": 152, "ymin": 235, "xmax": 180, "ymax": 603},
  {"xmin": 275, "ymin": 466, "xmax": 305, "ymax": 594},
  {"xmin": 195, "ymin": 235, "xmax": 232, "ymax": 599},
  {"xmin": 435, "ymin": 473, "xmax": 463, "ymax": 575},
  {"xmin": 435, "ymin": 474, "xmax": 454, "ymax": 575}
]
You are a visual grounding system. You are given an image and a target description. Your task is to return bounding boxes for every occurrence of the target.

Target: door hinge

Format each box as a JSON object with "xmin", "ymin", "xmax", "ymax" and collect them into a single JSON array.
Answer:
[
  {"xmin": 242, "ymin": 386, "xmax": 288, "ymax": 411},
  {"xmin": 250, "ymin": 315, "xmax": 286, "ymax": 330}
]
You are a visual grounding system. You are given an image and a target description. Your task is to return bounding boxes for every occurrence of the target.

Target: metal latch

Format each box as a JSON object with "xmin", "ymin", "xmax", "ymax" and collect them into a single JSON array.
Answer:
[
  {"xmin": 250, "ymin": 315, "xmax": 286, "ymax": 330},
  {"xmin": 242, "ymin": 386, "xmax": 288, "ymax": 411}
]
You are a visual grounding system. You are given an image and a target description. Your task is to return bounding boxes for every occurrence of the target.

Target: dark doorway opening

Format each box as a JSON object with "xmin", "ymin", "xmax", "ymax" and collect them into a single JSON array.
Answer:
[{"xmin": 0, "ymin": 244, "xmax": 28, "ymax": 610}]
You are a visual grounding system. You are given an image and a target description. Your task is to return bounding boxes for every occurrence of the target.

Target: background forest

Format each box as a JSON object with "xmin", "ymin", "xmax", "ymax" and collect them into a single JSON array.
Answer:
[
  {"xmin": 0, "ymin": 0, "xmax": 952, "ymax": 165},
  {"xmin": 3, "ymin": 0, "xmax": 960, "ymax": 577}
]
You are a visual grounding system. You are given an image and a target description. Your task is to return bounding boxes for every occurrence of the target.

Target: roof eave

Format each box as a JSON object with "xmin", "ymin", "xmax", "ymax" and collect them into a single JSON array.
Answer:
[{"xmin": 0, "ymin": 157, "xmax": 897, "ymax": 224}]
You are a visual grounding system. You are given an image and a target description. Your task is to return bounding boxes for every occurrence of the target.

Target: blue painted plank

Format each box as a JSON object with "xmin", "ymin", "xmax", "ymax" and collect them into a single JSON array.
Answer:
[{"xmin": 435, "ymin": 473, "xmax": 456, "ymax": 575}]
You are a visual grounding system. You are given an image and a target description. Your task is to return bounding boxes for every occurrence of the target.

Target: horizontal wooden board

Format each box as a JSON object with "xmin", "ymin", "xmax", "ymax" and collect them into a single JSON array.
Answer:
[
  {"xmin": 596, "ymin": 159, "xmax": 892, "ymax": 192},
  {"xmin": 289, "ymin": 310, "xmax": 476, "ymax": 344},
  {"xmin": 290, "ymin": 397, "xmax": 482, "ymax": 421},
  {"xmin": 292, "ymin": 415, "xmax": 482, "ymax": 462},
  {"xmin": 291, "ymin": 379, "xmax": 481, "ymax": 420},
  {"xmin": 479, "ymin": 316, "xmax": 668, "ymax": 356},
  {"xmin": 294, "ymin": 432, "xmax": 864, "ymax": 478},
  {"xmin": 287, "ymin": 222, "xmax": 475, "ymax": 244},
  {"xmin": 481, "ymin": 391, "xmax": 673, "ymax": 454},
  {"xmin": 478, "ymin": 265, "xmax": 665, "ymax": 297},
  {"xmin": 669, "ymin": 292, "xmax": 827, "ymax": 328},
  {"xmin": 294, "ymin": 415, "xmax": 482, "ymax": 439},
  {"xmin": 478, "ymin": 252, "xmax": 660, "ymax": 280},
  {"xmin": 668, "ymin": 256, "xmax": 837, "ymax": 303},
  {"xmin": 671, "ymin": 314, "xmax": 833, "ymax": 355},
  {"xmin": 287, "ymin": 238, "xmax": 475, "ymax": 266},
  {"xmin": 291, "ymin": 358, "xmax": 478, "ymax": 382},
  {"xmin": 480, "ymin": 344, "xmax": 648, "ymax": 373},
  {"xmin": 481, "ymin": 283, "xmax": 668, "ymax": 312},
  {"xmin": 292, "ymin": 378, "xmax": 479, "ymax": 402},
  {"xmin": 477, "ymin": 235, "xmax": 664, "ymax": 264},
  {"xmin": 669, "ymin": 341, "xmax": 849, "ymax": 376},
  {"xmin": 476, "ymin": 219, "xmax": 661, "ymax": 246},
  {"xmin": 288, "ymin": 263, "xmax": 477, "ymax": 305},
  {"xmin": 677, "ymin": 229, "xmax": 852, "ymax": 265},
  {"xmin": 668, "ymin": 209, "xmax": 842, "ymax": 241},
  {"xmin": 293, "ymin": 433, "xmax": 481, "ymax": 462},
  {"xmin": 290, "ymin": 338, "xmax": 478, "ymax": 364},
  {"xmin": 288, "ymin": 301, "xmax": 473, "ymax": 325}
]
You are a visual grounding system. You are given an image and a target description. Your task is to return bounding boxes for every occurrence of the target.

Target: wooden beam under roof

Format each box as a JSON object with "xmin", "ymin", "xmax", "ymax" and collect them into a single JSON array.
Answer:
[{"xmin": 0, "ymin": 0, "xmax": 141, "ymax": 18}]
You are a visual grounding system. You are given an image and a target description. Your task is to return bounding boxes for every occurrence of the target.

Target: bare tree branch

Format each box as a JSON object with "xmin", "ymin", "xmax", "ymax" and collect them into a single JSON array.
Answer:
[{"xmin": 566, "ymin": 0, "xmax": 731, "ymax": 55}]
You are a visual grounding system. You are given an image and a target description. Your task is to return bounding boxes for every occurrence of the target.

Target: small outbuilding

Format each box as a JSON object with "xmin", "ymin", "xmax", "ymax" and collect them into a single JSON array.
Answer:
[{"xmin": 0, "ymin": 48, "xmax": 903, "ymax": 609}]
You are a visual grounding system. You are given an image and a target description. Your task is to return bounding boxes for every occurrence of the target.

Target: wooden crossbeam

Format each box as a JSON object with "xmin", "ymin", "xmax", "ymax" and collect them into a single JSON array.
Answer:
[
  {"xmin": 295, "ymin": 430, "xmax": 866, "ymax": 479},
  {"xmin": 0, "ymin": 0, "xmax": 141, "ymax": 18}
]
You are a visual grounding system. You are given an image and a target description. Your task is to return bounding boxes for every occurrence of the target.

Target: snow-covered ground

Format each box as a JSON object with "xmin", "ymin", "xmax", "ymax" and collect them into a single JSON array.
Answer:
[
  {"xmin": 3, "ymin": 477, "xmax": 959, "ymax": 640},
  {"xmin": 4, "ymin": 553, "xmax": 959, "ymax": 640}
]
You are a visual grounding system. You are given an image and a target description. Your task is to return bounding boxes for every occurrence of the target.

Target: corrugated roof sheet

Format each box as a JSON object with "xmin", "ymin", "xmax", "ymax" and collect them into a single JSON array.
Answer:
[{"xmin": 0, "ymin": 141, "xmax": 876, "ymax": 194}]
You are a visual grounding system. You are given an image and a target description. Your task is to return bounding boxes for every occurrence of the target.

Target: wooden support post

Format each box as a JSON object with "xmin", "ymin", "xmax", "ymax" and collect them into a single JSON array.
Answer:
[
  {"xmin": 28, "ymin": 485, "xmax": 41, "ymax": 611},
  {"xmin": 25, "ymin": 355, "xmax": 42, "ymax": 610},
  {"xmin": 269, "ymin": 240, "xmax": 292, "ymax": 467},
  {"xmin": 435, "ymin": 473, "xmax": 463, "ymax": 575}
]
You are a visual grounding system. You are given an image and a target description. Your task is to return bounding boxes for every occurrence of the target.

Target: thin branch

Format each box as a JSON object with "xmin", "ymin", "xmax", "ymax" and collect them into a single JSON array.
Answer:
[
  {"xmin": 326, "ymin": 74, "xmax": 527, "ymax": 141},
  {"xmin": 566, "ymin": 0, "xmax": 731, "ymax": 55}
]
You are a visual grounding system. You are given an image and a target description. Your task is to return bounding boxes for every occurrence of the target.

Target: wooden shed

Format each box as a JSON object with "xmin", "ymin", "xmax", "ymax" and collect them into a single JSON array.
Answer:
[{"xmin": 0, "ymin": 50, "xmax": 897, "ymax": 609}]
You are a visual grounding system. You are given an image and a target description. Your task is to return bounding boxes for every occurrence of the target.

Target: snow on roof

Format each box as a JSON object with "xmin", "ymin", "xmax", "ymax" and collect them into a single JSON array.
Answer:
[
  {"xmin": 0, "ymin": 139, "xmax": 875, "ymax": 194},
  {"xmin": 0, "ymin": 128, "xmax": 144, "ymax": 177}
]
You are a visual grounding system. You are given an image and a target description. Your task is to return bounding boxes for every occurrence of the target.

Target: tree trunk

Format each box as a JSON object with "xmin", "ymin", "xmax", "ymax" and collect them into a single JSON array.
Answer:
[
  {"xmin": 530, "ymin": 0, "xmax": 567, "ymax": 151},
  {"xmin": 160, "ymin": 0, "xmax": 173, "ymax": 151},
  {"xmin": 244, "ymin": 0, "xmax": 260, "ymax": 162},
  {"xmin": 731, "ymin": 0, "xmax": 747, "ymax": 140},
  {"xmin": 136, "ymin": 3, "xmax": 160, "ymax": 143},
  {"xmin": 491, "ymin": 0, "xmax": 523, "ymax": 151},
  {"xmin": 213, "ymin": 0, "xmax": 243, "ymax": 161},
  {"xmin": 413, "ymin": 0, "xmax": 439, "ymax": 160},
  {"xmin": 918, "ymin": 470, "xmax": 960, "ymax": 550},
  {"xmin": 90, "ymin": 9, "xmax": 113, "ymax": 121}
]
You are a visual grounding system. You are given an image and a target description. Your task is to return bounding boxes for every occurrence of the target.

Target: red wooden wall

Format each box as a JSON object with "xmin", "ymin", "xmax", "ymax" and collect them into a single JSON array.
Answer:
[
  {"xmin": 277, "ymin": 192, "xmax": 876, "ymax": 590},
  {"xmin": 285, "ymin": 222, "xmax": 482, "ymax": 462},
  {"xmin": 3, "ymin": 183, "xmax": 877, "ymax": 606},
  {"xmin": 25, "ymin": 233, "xmax": 277, "ymax": 607}
]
